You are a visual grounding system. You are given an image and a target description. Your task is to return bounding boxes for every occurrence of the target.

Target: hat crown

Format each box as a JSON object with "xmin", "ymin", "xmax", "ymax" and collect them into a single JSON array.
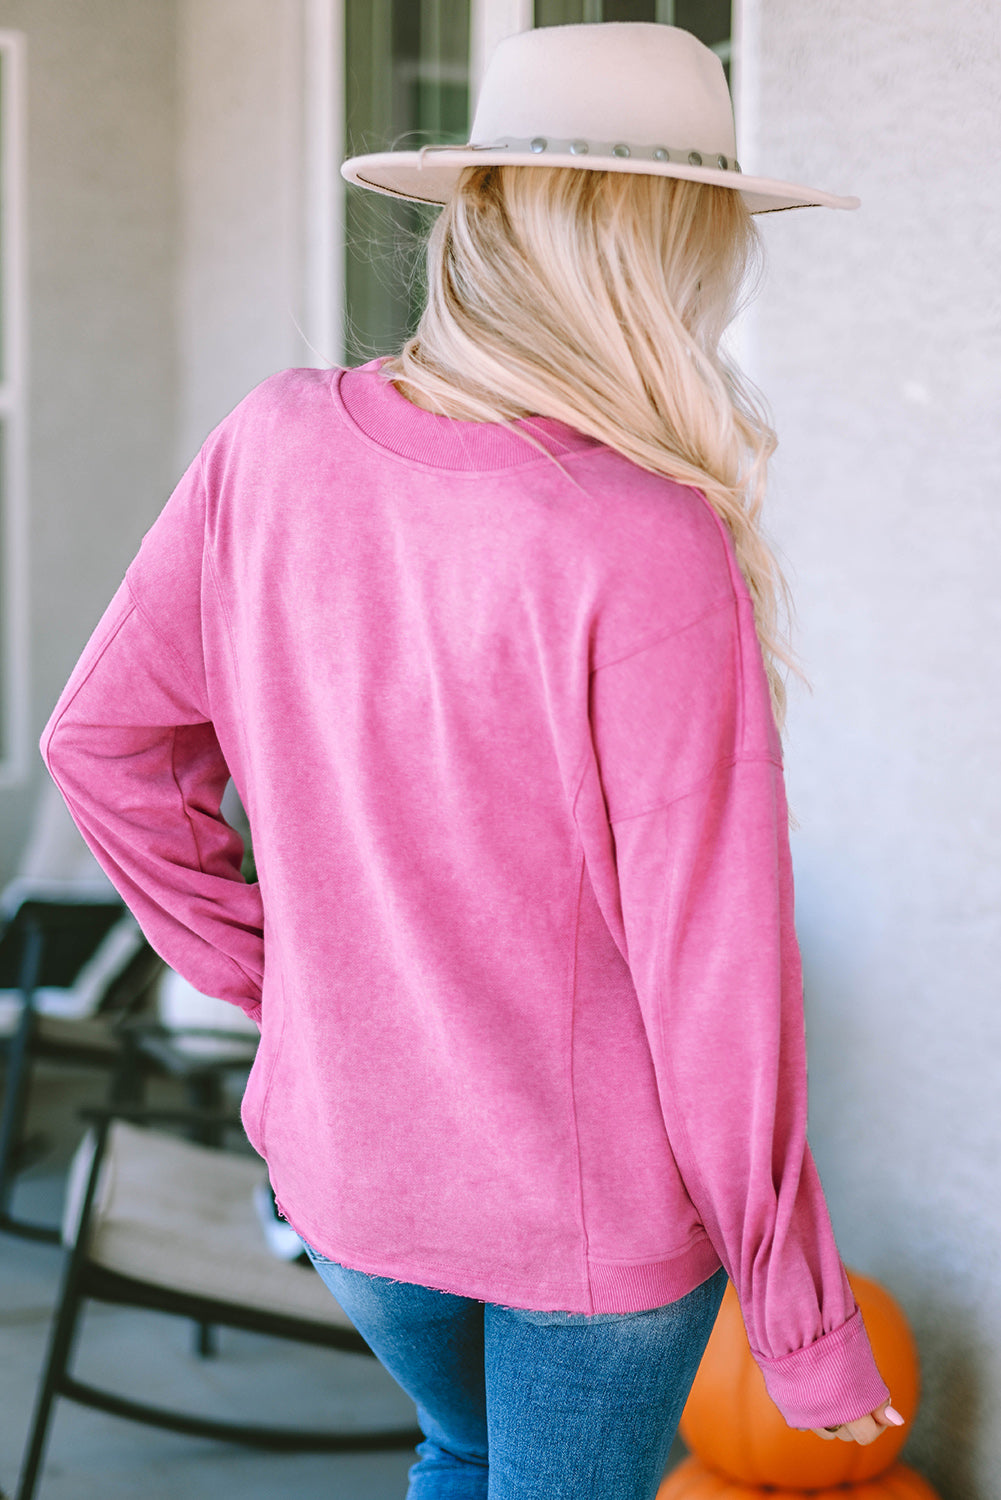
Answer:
[{"xmin": 470, "ymin": 23, "xmax": 736, "ymax": 159}]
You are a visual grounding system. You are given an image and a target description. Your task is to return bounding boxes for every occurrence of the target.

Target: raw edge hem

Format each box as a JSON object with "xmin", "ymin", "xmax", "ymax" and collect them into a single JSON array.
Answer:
[{"xmin": 281, "ymin": 1202, "xmax": 722, "ymax": 1315}]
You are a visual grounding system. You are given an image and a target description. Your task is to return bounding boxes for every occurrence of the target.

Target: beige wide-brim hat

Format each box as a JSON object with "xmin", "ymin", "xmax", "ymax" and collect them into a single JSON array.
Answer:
[{"xmin": 341, "ymin": 22, "xmax": 859, "ymax": 215}]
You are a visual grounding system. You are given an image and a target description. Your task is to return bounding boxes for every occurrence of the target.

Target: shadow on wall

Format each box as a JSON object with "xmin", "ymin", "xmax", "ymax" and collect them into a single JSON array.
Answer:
[
  {"xmin": 918, "ymin": 1332, "xmax": 981, "ymax": 1500},
  {"xmin": 796, "ymin": 885, "xmax": 988, "ymax": 1500}
]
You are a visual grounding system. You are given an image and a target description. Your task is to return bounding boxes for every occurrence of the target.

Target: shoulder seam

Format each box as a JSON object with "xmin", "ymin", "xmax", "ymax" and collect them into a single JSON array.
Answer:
[
  {"xmin": 124, "ymin": 571, "xmax": 204, "ymax": 705},
  {"xmin": 591, "ymin": 596, "xmax": 736, "ymax": 675},
  {"xmin": 608, "ymin": 754, "xmax": 783, "ymax": 826},
  {"xmin": 40, "ymin": 591, "xmax": 138, "ymax": 755}
]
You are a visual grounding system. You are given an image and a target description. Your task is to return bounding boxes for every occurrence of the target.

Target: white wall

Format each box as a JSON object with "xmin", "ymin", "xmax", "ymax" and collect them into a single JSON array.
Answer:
[
  {"xmin": 0, "ymin": 0, "xmax": 329, "ymax": 883},
  {"xmin": 741, "ymin": 2, "xmax": 1001, "ymax": 1494},
  {"xmin": 0, "ymin": 0, "xmax": 178, "ymax": 886},
  {"xmin": 175, "ymin": 0, "xmax": 327, "ymax": 464}
]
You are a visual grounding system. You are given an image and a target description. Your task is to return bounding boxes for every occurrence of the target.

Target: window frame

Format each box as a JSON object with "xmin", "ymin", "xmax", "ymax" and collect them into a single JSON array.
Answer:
[{"xmin": 0, "ymin": 31, "xmax": 28, "ymax": 788}]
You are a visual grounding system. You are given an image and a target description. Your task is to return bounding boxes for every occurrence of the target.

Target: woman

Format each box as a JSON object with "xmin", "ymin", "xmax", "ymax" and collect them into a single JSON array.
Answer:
[{"xmin": 42, "ymin": 22, "xmax": 901, "ymax": 1500}]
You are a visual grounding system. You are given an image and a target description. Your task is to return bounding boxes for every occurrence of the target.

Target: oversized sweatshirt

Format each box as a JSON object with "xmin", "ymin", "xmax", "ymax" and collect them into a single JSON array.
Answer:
[{"xmin": 41, "ymin": 357, "xmax": 890, "ymax": 1429}]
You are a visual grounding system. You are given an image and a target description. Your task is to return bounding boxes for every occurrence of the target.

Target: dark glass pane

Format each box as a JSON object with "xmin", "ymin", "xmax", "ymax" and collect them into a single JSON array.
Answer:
[
  {"xmin": 393, "ymin": 0, "xmax": 470, "ymax": 146},
  {"xmin": 344, "ymin": 0, "xmax": 469, "ymax": 361},
  {"xmin": 674, "ymin": 0, "xmax": 730, "ymax": 47},
  {"xmin": 345, "ymin": 0, "xmax": 469, "ymax": 155},
  {"xmin": 602, "ymin": 0, "xmax": 656, "ymax": 20},
  {"xmin": 536, "ymin": 0, "xmax": 727, "ymax": 29},
  {"xmin": 534, "ymin": 0, "xmax": 586, "ymax": 26}
]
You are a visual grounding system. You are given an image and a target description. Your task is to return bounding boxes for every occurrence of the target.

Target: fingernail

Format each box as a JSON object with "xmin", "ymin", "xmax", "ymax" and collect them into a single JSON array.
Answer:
[{"xmin": 884, "ymin": 1406, "xmax": 905, "ymax": 1426}]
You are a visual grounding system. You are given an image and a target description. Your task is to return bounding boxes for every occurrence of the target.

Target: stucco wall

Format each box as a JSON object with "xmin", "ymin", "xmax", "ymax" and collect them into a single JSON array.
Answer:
[
  {"xmin": 0, "ymin": 0, "xmax": 178, "ymax": 886},
  {"xmin": 175, "ymin": 0, "xmax": 310, "ymax": 466},
  {"xmin": 740, "ymin": 2, "xmax": 1000, "ymax": 1494},
  {"xmin": 0, "ymin": 0, "xmax": 313, "ymax": 883}
]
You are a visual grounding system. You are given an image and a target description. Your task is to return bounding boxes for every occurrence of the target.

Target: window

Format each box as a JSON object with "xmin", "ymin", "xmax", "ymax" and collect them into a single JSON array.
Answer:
[
  {"xmin": 534, "ymin": 1, "xmax": 730, "ymax": 75},
  {"xmin": 344, "ymin": 0, "xmax": 471, "ymax": 361},
  {"xmin": 342, "ymin": 1, "xmax": 732, "ymax": 358},
  {"xmin": 0, "ymin": 33, "xmax": 26, "ymax": 787}
]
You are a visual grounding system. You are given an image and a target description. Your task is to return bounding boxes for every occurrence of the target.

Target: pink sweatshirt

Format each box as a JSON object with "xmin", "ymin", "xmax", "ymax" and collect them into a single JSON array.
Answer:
[{"xmin": 41, "ymin": 357, "xmax": 889, "ymax": 1429}]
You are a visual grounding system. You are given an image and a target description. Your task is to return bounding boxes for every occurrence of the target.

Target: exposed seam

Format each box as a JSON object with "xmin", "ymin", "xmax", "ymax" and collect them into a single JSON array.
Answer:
[
  {"xmin": 124, "ymin": 574, "xmax": 204, "ymax": 705},
  {"xmin": 656, "ymin": 982, "xmax": 718, "ymax": 1278},
  {"xmin": 329, "ymin": 367, "xmax": 601, "ymax": 480},
  {"xmin": 568, "ymin": 741, "xmax": 593, "ymax": 822},
  {"xmin": 688, "ymin": 496, "xmax": 756, "ymax": 754},
  {"xmin": 166, "ymin": 721, "xmax": 263, "ymax": 998},
  {"xmin": 586, "ymin": 1230, "xmax": 709, "ymax": 1265},
  {"xmin": 201, "ymin": 482, "xmax": 260, "ymax": 835},
  {"xmin": 734, "ymin": 596, "xmax": 749, "ymax": 754},
  {"xmin": 40, "ymin": 597, "xmax": 139, "ymax": 755},
  {"xmin": 590, "ymin": 597, "xmax": 736, "ymax": 676},
  {"xmin": 119, "ymin": 451, "xmax": 264, "ymax": 1004},
  {"xmin": 43, "ymin": 619, "xmax": 259, "ymax": 1003},
  {"xmin": 168, "ymin": 725, "xmax": 205, "ymax": 875},
  {"xmin": 565, "ymin": 844, "xmax": 593, "ymax": 1313},
  {"xmin": 608, "ymin": 754, "xmax": 783, "ymax": 826},
  {"xmin": 193, "ymin": 462, "xmax": 270, "ymax": 1000},
  {"xmin": 254, "ymin": 969, "xmax": 288, "ymax": 1161}
]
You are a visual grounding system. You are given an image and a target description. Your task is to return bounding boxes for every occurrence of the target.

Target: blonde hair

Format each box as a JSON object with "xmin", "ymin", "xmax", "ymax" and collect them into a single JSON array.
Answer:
[{"xmin": 381, "ymin": 164, "xmax": 794, "ymax": 729}]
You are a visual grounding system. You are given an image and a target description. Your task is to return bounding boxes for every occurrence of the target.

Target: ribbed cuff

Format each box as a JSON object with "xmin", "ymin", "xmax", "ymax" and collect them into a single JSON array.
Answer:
[{"xmin": 753, "ymin": 1306, "xmax": 892, "ymax": 1429}]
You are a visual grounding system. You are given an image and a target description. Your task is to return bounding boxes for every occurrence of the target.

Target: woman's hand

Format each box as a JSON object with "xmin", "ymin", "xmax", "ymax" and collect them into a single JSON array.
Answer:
[{"xmin": 810, "ymin": 1404, "xmax": 905, "ymax": 1445}]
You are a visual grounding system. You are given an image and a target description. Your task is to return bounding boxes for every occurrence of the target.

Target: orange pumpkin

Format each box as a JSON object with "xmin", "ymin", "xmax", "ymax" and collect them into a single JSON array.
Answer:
[
  {"xmin": 678, "ymin": 1271, "xmax": 920, "ymax": 1488},
  {"xmin": 657, "ymin": 1456, "xmax": 940, "ymax": 1500}
]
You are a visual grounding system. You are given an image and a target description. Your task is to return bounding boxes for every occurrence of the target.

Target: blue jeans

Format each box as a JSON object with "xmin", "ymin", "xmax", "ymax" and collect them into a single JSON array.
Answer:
[{"xmin": 303, "ymin": 1243, "xmax": 726, "ymax": 1500}]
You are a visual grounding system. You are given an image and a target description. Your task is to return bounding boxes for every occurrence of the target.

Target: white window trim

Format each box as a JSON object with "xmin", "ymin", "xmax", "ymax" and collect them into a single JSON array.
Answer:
[
  {"xmin": 470, "ymin": 0, "xmax": 533, "ymax": 102},
  {"xmin": 0, "ymin": 31, "xmax": 28, "ymax": 788},
  {"xmin": 302, "ymin": 0, "xmax": 346, "ymax": 368},
  {"xmin": 725, "ymin": 0, "xmax": 756, "ymax": 375}
]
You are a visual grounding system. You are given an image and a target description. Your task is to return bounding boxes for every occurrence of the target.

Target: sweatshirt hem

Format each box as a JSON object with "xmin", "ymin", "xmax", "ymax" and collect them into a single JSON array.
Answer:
[
  {"xmin": 279, "ymin": 1200, "xmax": 723, "ymax": 1314},
  {"xmin": 586, "ymin": 1237, "xmax": 723, "ymax": 1312}
]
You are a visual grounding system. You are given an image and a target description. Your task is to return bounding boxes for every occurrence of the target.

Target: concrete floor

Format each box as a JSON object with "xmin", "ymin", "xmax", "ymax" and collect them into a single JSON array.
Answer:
[{"xmin": 0, "ymin": 1064, "xmax": 688, "ymax": 1500}]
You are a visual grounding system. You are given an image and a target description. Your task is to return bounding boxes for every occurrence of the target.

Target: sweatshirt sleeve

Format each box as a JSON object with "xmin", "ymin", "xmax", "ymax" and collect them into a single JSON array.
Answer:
[
  {"xmin": 589, "ymin": 557, "xmax": 889, "ymax": 1429},
  {"xmin": 39, "ymin": 455, "xmax": 265, "ymax": 1023}
]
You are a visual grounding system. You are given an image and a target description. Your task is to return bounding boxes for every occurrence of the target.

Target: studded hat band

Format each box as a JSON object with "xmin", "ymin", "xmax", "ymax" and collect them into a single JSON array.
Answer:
[
  {"xmin": 419, "ymin": 137, "xmax": 742, "ymax": 174},
  {"xmin": 344, "ymin": 24, "xmax": 857, "ymax": 212}
]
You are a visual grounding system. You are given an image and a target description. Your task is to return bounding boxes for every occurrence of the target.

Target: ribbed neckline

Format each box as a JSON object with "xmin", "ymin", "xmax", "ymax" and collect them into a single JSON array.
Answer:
[{"xmin": 334, "ymin": 357, "xmax": 603, "ymax": 472}]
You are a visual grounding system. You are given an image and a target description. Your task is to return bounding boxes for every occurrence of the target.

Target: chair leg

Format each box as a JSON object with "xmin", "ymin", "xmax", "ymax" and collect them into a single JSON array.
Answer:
[
  {"xmin": 194, "ymin": 1320, "xmax": 219, "ymax": 1358},
  {"xmin": 16, "ymin": 1115, "xmax": 112, "ymax": 1500},
  {"xmin": 106, "ymin": 1028, "xmax": 147, "ymax": 1108},
  {"xmin": 187, "ymin": 1072, "xmax": 223, "ymax": 1358},
  {"xmin": 15, "ymin": 1255, "xmax": 87, "ymax": 1500},
  {"xmin": 0, "ymin": 997, "xmax": 39, "ymax": 1229}
]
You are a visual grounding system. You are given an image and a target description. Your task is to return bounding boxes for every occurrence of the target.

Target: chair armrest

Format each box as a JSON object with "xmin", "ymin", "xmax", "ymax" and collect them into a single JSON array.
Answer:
[
  {"xmin": 78, "ymin": 1103, "xmax": 246, "ymax": 1133},
  {"xmin": 115, "ymin": 1021, "xmax": 258, "ymax": 1080}
]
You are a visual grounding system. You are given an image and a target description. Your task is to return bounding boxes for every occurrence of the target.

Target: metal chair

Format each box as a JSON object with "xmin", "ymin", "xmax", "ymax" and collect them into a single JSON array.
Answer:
[
  {"xmin": 15, "ymin": 1107, "xmax": 422, "ymax": 1499},
  {"xmin": 0, "ymin": 895, "xmax": 161, "ymax": 1240},
  {"xmin": 114, "ymin": 967, "xmax": 260, "ymax": 1150}
]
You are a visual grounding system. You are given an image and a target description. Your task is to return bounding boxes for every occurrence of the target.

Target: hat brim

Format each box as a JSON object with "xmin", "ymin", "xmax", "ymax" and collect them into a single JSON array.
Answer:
[{"xmin": 341, "ymin": 148, "xmax": 859, "ymax": 214}]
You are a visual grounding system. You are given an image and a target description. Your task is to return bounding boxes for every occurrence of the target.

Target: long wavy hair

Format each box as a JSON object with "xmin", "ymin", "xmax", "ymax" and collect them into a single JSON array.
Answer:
[{"xmin": 380, "ymin": 163, "xmax": 794, "ymax": 728}]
